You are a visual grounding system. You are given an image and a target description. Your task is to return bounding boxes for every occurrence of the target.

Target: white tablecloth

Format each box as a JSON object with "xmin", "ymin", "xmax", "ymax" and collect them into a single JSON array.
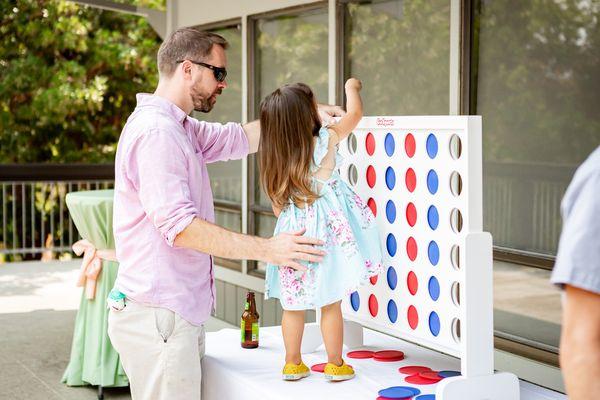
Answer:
[{"xmin": 201, "ymin": 326, "xmax": 565, "ymax": 400}]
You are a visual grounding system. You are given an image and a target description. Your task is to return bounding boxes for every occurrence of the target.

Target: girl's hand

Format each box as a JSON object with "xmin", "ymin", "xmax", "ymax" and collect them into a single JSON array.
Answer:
[
  {"xmin": 317, "ymin": 103, "xmax": 346, "ymax": 125},
  {"xmin": 345, "ymin": 78, "xmax": 362, "ymax": 92}
]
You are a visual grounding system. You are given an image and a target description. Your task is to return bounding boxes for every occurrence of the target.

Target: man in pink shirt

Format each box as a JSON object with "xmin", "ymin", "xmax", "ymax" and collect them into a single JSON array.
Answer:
[{"xmin": 107, "ymin": 28, "xmax": 344, "ymax": 399}]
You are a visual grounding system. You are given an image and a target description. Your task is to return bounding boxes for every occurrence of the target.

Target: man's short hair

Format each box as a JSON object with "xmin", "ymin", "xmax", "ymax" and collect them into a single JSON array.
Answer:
[{"xmin": 157, "ymin": 28, "xmax": 228, "ymax": 77}]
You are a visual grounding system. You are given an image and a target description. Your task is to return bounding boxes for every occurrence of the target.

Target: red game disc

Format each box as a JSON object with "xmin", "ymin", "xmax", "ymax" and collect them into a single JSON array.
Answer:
[
  {"xmin": 376, "ymin": 397, "xmax": 412, "ymax": 400},
  {"xmin": 405, "ymin": 373, "xmax": 439, "ymax": 385},
  {"xmin": 405, "ymin": 133, "xmax": 416, "ymax": 158},
  {"xmin": 367, "ymin": 198, "xmax": 377, "ymax": 216},
  {"xmin": 347, "ymin": 350, "xmax": 375, "ymax": 359},
  {"xmin": 406, "ymin": 203, "xmax": 417, "ymax": 227},
  {"xmin": 373, "ymin": 350, "xmax": 405, "ymax": 362},
  {"xmin": 369, "ymin": 294, "xmax": 379, "ymax": 317},
  {"xmin": 370, "ymin": 275, "xmax": 379, "ymax": 285},
  {"xmin": 407, "ymin": 271, "xmax": 418, "ymax": 295},
  {"xmin": 405, "ymin": 168, "xmax": 417, "ymax": 192},
  {"xmin": 311, "ymin": 363, "xmax": 352, "ymax": 373},
  {"xmin": 366, "ymin": 132, "xmax": 376, "ymax": 156},
  {"xmin": 406, "ymin": 237, "xmax": 418, "ymax": 261},
  {"xmin": 367, "ymin": 165, "xmax": 376, "ymax": 188},
  {"xmin": 399, "ymin": 366, "xmax": 432, "ymax": 375},
  {"xmin": 419, "ymin": 371, "xmax": 443, "ymax": 382},
  {"xmin": 311, "ymin": 363, "xmax": 326, "ymax": 373},
  {"xmin": 407, "ymin": 305, "xmax": 419, "ymax": 330}
]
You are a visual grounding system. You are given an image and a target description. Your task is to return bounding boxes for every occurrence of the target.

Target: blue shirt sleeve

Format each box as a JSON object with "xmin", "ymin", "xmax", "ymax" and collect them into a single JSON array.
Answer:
[{"xmin": 551, "ymin": 147, "xmax": 600, "ymax": 293}]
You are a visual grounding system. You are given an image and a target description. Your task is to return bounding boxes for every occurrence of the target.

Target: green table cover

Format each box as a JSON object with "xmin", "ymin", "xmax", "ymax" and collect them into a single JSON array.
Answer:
[{"xmin": 61, "ymin": 189, "xmax": 128, "ymax": 387}]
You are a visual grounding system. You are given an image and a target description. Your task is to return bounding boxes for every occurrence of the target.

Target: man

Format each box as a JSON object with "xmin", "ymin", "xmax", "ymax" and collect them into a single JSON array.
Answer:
[
  {"xmin": 107, "ymin": 28, "xmax": 344, "ymax": 399},
  {"xmin": 551, "ymin": 146, "xmax": 600, "ymax": 400}
]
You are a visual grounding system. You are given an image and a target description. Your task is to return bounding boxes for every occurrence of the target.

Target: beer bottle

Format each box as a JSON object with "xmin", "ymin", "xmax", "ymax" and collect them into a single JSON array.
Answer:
[{"xmin": 241, "ymin": 291, "xmax": 259, "ymax": 348}]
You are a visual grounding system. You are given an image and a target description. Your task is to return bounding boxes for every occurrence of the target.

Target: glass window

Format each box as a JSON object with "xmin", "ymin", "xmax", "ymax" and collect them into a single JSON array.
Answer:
[
  {"xmin": 344, "ymin": 0, "xmax": 450, "ymax": 115},
  {"xmin": 472, "ymin": 0, "xmax": 600, "ymax": 355},
  {"xmin": 201, "ymin": 25, "xmax": 243, "ymax": 205},
  {"xmin": 255, "ymin": 214, "xmax": 277, "ymax": 273},
  {"xmin": 252, "ymin": 10, "xmax": 329, "ymax": 208},
  {"xmin": 198, "ymin": 25, "xmax": 243, "ymax": 270},
  {"xmin": 472, "ymin": 0, "xmax": 600, "ymax": 256}
]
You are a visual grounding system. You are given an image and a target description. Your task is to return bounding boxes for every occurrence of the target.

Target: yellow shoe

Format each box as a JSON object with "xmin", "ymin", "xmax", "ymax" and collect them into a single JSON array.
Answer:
[
  {"xmin": 282, "ymin": 361, "xmax": 310, "ymax": 381},
  {"xmin": 324, "ymin": 360, "xmax": 355, "ymax": 381}
]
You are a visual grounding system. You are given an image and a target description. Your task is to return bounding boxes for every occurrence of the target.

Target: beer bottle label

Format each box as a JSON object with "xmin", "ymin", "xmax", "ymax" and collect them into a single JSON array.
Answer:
[
  {"xmin": 252, "ymin": 322, "xmax": 259, "ymax": 342},
  {"xmin": 244, "ymin": 301, "xmax": 249, "ymax": 310},
  {"xmin": 240, "ymin": 319, "xmax": 245, "ymax": 342}
]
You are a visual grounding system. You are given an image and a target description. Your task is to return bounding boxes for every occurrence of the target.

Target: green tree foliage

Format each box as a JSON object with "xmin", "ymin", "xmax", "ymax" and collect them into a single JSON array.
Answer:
[
  {"xmin": 256, "ymin": 11, "xmax": 329, "ymax": 107},
  {"xmin": 474, "ymin": 0, "xmax": 600, "ymax": 165},
  {"xmin": 346, "ymin": 0, "xmax": 450, "ymax": 115},
  {"xmin": 0, "ymin": 0, "xmax": 162, "ymax": 163}
]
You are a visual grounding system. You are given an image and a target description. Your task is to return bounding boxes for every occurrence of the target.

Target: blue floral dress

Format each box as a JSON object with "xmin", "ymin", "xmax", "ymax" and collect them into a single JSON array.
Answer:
[{"xmin": 264, "ymin": 127, "xmax": 383, "ymax": 310}]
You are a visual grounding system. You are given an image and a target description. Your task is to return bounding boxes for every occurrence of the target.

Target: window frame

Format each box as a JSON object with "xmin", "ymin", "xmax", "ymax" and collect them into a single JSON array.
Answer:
[
  {"xmin": 193, "ymin": 19, "xmax": 245, "ymax": 271},
  {"xmin": 247, "ymin": 1, "xmax": 329, "ymax": 275}
]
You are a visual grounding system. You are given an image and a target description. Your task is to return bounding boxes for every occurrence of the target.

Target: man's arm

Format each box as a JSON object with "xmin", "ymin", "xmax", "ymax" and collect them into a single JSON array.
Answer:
[
  {"xmin": 559, "ymin": 285, "xmax": 600, "ymax": 400},
  {"xmin": 242, "ymin": 104, "xmax": 346, "ymax": 154},
  {"xmin": 173, "ymin": 218, "xmax": 324, "ymax": 271}
]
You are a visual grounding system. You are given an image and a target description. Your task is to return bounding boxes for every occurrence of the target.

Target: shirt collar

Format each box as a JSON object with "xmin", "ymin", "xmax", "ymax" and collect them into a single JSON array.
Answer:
[{"xmin": 136, "ymin": 93, "xmax": 188, "ymax": 124}]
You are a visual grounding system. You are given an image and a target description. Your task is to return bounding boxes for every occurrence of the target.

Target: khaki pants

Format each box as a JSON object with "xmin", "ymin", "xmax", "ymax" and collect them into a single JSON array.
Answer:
[{"xmin": 108, "ymin": 300, "xmax": 205, "ymax": 400}]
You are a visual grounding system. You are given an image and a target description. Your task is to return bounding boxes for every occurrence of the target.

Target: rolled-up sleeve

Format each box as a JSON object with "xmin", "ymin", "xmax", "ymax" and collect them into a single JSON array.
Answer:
[
  {"xmin": 551, "ymin": 170, "xmax": 600, "ymax": 294},
  {"xmin": 128, "ymin": 129, "xmax": 199, "ymax": 247},
  {"xmin": 189, "ymin": 118, "xmax": 249, "ymax": 163}
]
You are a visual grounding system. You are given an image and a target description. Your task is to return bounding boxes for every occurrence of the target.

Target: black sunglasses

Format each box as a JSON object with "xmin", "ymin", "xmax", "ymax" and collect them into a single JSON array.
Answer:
[{"xmin": 176, "ymin": 60, "xmax": 227, "ymax": 82}]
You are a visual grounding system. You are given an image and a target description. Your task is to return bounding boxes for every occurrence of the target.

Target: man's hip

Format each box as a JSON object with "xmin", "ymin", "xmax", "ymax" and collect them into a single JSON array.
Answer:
[{"xmin": 108, "ymin": 299, "xmax": 205, "ymax": 399}]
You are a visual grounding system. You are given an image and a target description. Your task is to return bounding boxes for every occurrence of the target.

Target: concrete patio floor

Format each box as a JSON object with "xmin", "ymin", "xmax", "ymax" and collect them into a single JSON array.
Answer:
[{"xmin": 0, "ymin": 260, "xmax": 234, "ymax": 400}]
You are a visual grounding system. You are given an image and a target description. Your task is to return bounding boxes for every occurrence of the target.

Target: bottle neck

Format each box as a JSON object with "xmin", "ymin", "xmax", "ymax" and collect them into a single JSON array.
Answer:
[{"xmin": 245, "ymin": 295, "xmax": 257, "ymax": 313}]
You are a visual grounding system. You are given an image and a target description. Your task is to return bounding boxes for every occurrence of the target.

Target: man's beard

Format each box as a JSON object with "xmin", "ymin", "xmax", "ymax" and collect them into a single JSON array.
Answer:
[{"xmin": 191, "ymin": 85, "xmax": 221, "ymax": 113}]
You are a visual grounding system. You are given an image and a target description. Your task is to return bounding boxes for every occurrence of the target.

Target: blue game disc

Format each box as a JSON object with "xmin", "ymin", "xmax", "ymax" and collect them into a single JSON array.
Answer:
[
  {"xmin": 350, "ymin": 291, "xmax": 360, "ymax": 311},
  {"xmin": 428, "ymin": 276, "xmax": 440, "ymax": 301},
  {"xmin": 387, "ymin": 299, "xmax": 398, "ymax": 323},
  {"xmin": 385, "ymin": 133, "xmax": 395, "ymax": 156},
  {"xmin": 387, "ymin": 266, "xmax": 398, "ymax": 290},
  {"xmin": 429, "ymin": 311, "xmax": 441, "ymax": 337},
  {"xmin": 427, "ymin": 169, "xmax": 439, "ymax": 194},
  {"xmin": 379, "ymin": 386, "xmax": 421, "ymax": 398},
  {"xmin": 427, "ymin": 205, "xmax": 439, "ymax": 230},
  {"xmin": 438, "ymin": 370, "xmax": 461, "ymax": 378},
  {"xmin": 428, "ymin": 241, "xmax": 440, "ymax": 265},
  {"xmin": 386, "ymin": 200, "xmax": 396, "ymax": 224},
  {"xmin": 386, "ymin": 233, "xmax": 397, "ymax": 257},
  {"xmin": 385, "ymin": 167, "xmax": 396, "ymax": 190},
  {"xmin": 426, "ymin": 133, "xmax": 438, "ymax": 159},
  {"xmin": 415, "ymin": 395, "xmax": 436, "ymax": 400}
]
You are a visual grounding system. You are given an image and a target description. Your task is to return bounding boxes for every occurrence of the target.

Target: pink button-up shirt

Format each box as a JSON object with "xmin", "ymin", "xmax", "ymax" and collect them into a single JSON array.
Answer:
[{"xmin": 113, "ymin": 93, "xmax": 249, "ymax": 326}]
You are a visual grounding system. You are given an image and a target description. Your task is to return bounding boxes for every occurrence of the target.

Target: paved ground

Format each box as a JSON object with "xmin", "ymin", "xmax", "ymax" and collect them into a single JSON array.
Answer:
[{"xmin": 0, "ymin": 260, "xmax": 234, "ymax": 400}]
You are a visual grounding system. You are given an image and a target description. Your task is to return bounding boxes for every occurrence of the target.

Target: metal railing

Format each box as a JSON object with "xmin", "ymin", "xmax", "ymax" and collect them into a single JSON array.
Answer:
[
  {"xmin": 0, "ymin": 164, "xmax": 243, "ymax": 262},
  {"xmin": 484, "ymin": 161, "xmax": 574, "ymax": 267},
  {"xmin": 1, "ymin": 161, "xmax": 574, "ymax": 264},
  {"xmin": 0, "ymin": 164, "xmax": 114, "ymax": 261}
]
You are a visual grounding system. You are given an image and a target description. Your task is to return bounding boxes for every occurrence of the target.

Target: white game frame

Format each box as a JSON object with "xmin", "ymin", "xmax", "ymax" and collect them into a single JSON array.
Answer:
[{"xmin": 302, "ymin": 116, "xmax": 520, "ymax": 400}]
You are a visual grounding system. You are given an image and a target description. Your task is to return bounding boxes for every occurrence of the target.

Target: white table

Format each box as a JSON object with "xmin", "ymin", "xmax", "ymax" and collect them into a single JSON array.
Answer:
[{"xmin": 202, "ymin": 326, "xmax": 565, "ymax": 400}]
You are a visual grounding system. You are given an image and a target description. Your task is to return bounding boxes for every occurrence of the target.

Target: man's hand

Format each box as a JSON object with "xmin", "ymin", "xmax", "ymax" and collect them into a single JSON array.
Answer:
[
  {"xmin": 317, "ymin": 103, "xmax": 346, "ymax": 126},
  {"xmin": 264, "ymin": 228, "xmax": 325, "ymax": 271}
]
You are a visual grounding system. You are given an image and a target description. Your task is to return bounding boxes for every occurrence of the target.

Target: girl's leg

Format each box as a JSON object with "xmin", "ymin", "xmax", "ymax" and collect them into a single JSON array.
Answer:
[
  {"xmin": 282, "ymin": 310, "xmax": 306, "ymax": 364},
  {"xmin": 320, "ymin": 301, "xmax": 344, "ymax": 366}
]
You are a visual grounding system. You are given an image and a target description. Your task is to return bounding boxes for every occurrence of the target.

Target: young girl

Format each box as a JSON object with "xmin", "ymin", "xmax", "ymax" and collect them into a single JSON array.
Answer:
[{"xmin": 259, "ymin": 79, "xmax": 383, "ymax": 382}]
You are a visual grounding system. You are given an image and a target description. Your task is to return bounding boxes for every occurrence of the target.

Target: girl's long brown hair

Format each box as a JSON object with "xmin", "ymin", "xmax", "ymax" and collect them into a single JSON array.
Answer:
[{"xmin": 259, "ymin": 83, "xmax": 322, "ymax": 210}]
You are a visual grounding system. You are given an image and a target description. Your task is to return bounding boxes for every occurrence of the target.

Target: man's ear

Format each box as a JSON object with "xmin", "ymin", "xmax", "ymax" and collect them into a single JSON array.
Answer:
[{"xmin": 180, "ymin": 60, "xmax": 193, "ymax": 80}]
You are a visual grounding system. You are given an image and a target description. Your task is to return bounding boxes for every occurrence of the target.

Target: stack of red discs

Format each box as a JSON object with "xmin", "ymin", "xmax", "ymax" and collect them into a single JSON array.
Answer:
[
  {"xmin": 398, "ymin": 365, "xmax": 443, "ymax": 385},
  {"xmin": 373, "ymin": 350, "xmax": 405, "ymax": 362}
]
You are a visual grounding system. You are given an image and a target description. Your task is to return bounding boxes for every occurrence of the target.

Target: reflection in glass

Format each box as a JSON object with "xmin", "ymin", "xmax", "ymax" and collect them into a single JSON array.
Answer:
[
  {"xmin": 473, "ymin": 0, "xmax": 600, "ymax": 255},
  {"xmin": 200, "ymin": 26, "xmax": 243, "ymax": 205},
  {"xmin": 254, "ymin": 9, "xmax": 329, "ymax": 207},
  {"xmin": 344, "ymin": 0, "xmax": 450, "ymax": 115}
]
